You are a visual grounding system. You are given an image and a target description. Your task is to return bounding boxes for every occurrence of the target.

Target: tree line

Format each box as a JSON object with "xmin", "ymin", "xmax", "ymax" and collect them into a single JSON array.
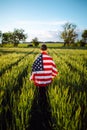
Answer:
[
  {"xmin": 0, "ymin": 29, "xmax": 27, "ymax": 46},
  {"xmin": 0, "ymin": 22, "xmax": 87, "ymax": 47}
]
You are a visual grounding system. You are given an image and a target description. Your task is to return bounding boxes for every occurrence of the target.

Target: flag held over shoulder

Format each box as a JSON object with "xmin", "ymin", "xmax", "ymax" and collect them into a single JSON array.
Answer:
[{"xmin": 30, "ymin": 51, "xmax": 58, "ymax": 87}]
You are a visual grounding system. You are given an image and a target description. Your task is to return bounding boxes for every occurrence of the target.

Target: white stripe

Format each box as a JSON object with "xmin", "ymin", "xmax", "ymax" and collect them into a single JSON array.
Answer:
[
  {"xmin": 36, "ymin": 80, "xmax": 51, "ymax": 84},
  {"xmin": 52, "ymin": 66, "xmax": 57, "ymax": 71},
  {"xmin": 35, "ymin": 75, "xmax": 52, "ymax": 79},
  {"xmin": 52, "ymin": 72, "xmax": 57, "ymax": 76},
  {"xmin": 43, "ymin": 55, "xmax": 51, "ymax": 58},
  {"xmin": 44, "ymin": 65, "xmax": 52, "ymax": 68},
  {"xmin": 33, "ymin": 70, "xmax": 52, "ymax": 74},
  {"xmin": 43, "ymin": 60, "xmax": 54, "ymax": 63}
]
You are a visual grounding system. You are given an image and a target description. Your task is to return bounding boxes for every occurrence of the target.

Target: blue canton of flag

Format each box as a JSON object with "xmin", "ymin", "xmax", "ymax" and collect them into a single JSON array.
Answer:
[{"xmin": 32, "ymin": 54, "xmax": 43, "ymax": 72}]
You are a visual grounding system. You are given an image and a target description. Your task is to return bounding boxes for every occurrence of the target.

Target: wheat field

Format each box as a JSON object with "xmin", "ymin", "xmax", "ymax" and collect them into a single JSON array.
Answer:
[{"xmin": 0, "ymin": 47, "xmax": 87, "ymax": 130}]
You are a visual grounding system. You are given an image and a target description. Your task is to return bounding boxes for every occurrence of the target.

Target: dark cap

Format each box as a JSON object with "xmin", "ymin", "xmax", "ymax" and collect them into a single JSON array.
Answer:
[{"xmin": 41, "ymin": 44, "xmax": 47, "ymax": 51}]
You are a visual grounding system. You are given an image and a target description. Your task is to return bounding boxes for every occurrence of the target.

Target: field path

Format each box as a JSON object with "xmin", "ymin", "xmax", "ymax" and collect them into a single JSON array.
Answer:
[{"xmin": 27, "ymin": 87, "xmax": 54, "ymax": 130}]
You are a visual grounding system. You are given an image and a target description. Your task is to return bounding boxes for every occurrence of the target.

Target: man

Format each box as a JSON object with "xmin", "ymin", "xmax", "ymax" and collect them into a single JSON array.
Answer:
[
  {"xmin": 30, "ymin": 44, "xmax": 58, "ymax": 87},
  {"xmin": 29, "ymin": 44, "xmax": 58, "ymax": 129}
]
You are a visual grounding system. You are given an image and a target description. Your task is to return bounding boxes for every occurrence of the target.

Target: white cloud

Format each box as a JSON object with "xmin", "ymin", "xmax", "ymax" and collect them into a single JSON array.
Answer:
[
  {"xmin": 16, "ymin": 20, "xmax": 67, "ymax": 26},
  {"xmin": 27, "ymin": 30, "xmax": 60, "ymax": 42}
]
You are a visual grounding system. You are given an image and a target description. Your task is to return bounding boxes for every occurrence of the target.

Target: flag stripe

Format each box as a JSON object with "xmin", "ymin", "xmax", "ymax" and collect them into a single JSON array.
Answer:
[
  {"xmin": 43, "ymin": 57, "xmax": 52, "ymax": 60},
  {"xmin": 33, "ymin": 70, "xmax": 52, "ymax": 74},
  {"xmin": 35, "ymin": 73, "xmax": 52, "ymax": 76},
  {"xmin": 44, "ymin": 68, "xmax": 53, "ymax": 71},
  {"xmin": 35, "ymin": 75, "xmax": 52, "ymax": 79},
  {"xmin": 52, "ymin": 66, "xmax": 58, "ymax": 72},
  {"xmin": 52, "ymin": 68, "xmax": 57, "ymax": 74},
  {"xmin": 43, "ymin": 61, "xmax": 56, "ymax": 68},
  {"xmin": 43, "ymin": 54, "xmax": 51, "ymax": 57},
  {"xmin": 35, "ymin": 80, "xmax": 52, "ymax": 84},
  {"xmin": 44, "ymin": 65, "xmax": 52, "ymax": 68},
  {"xmin": 36, "ymin": 78, "xmax": 52, "ymax": 81},
  {"xmin": 43, "ymin": 60, "xmax": 54, "ymax": 63}
]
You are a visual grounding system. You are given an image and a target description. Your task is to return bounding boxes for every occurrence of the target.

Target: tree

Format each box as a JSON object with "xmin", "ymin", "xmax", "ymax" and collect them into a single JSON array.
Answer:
[
  {"xmin": 32, "ymin": 37, "xmax": 39, "ymax": 47},
  {"xmin": 81, "ymin": 30, "xmax": 87, "ymax": 46},
  {"xmin": 13, "ymin": 29, "xmax": 27, "ymax": 46},
  {"xmin": 60, "ymin": 22, "xmax": 78, "ymax": 46},
  {"xmin": 0, "ymin": 31, "xmax": 2, "ymax": 37},
  {"xmin": 2, "ymin": 32, "xmax": 13, "ymax": 44},
  {"xmin": 0, "ymin": 31, "xmax": 2, "ymax": 43}
]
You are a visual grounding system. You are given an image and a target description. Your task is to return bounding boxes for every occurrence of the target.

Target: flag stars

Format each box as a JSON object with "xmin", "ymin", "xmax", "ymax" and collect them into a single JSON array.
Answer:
[{"xmin": 32, "ymin": 54, "xmax": 43, "ymax": 72}]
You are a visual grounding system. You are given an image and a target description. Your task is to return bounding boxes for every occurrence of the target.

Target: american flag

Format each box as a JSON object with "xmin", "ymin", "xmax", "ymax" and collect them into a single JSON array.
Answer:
[{"xmin": 30, "ymin": 52, "xmax": 58, "ymax": 87}]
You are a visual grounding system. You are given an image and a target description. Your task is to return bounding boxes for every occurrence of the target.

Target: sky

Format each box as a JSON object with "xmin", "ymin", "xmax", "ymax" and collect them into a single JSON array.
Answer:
[{"xmin": 0, "ymin": 0, "xmax": 87, "ymax": 42}]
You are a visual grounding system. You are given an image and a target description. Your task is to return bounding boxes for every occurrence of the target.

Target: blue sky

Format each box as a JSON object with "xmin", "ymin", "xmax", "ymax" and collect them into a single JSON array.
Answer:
[{"xmin": 0, "ymin": 0, "xmax": 87, "ymax": 41}]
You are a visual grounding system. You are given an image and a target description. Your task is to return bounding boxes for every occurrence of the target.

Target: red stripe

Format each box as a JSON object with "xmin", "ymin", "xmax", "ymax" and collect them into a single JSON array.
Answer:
[
  {"xmin": 44, "ymin": 68, "xmax": 52, "ymax": 71},
  {"xmin": 52, "ymin": 73, "xmax": 57, "ymax": 76},
  {"xmin": 35, "ymin": 83, "xmax": 51, "ymax": 87},
  {"xmin": 43, "ymin": 57, "xmax": 52, "ymax": 60},
  {"xmin": 35, "ymin": 73, "xmax": 52, "ymax": 76},
  {"xmin": 52, "ymin": 69, "xmax": 58, "ymax": 74},
  {"xmin": 43, "ymin": 62, "xmax": 56, "ymax": 68},
  {"xmin": 36, "ymin": 78, "xmax": 52, "ymax": 81},
  {"xmin": 43, "ymin": 62, "xmax": 53, "ymax": 65}
]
